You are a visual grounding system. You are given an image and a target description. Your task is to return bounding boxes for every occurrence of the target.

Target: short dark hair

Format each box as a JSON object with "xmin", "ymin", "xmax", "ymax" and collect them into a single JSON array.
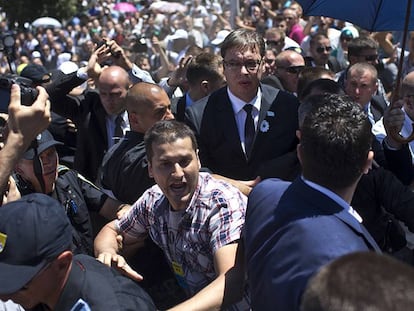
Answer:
[
  {"xmin": 220, "ymin": 28, "xmax": 266, "ymax": 59},
  {"xmin": 347, "ymin": 36, "xmax": 378, "ymax": 57},
  {"xmin": 309, "ymin": 33, "xmax": 329, "ymax": 47},
  {"xmin": 299, "ymin": 94, "xmax": 371, "ymax": 189},
  {"xmin": 299, "ymin": 78, "xmax": 344, "ymax": 104},
  {"xmin": 144, "ymin": 120, "xmax": 198, "ymax": 163},
  {"xmin": 297, "ymin": 67, "xmax": 335, "ymax": 100},
  {"xmin": 186, "ymin": 52, "xmax": 223, "ymax": 86},
  {"xmin": 301, "ymin": 252, "xmax": 414, "ymax": 311}
]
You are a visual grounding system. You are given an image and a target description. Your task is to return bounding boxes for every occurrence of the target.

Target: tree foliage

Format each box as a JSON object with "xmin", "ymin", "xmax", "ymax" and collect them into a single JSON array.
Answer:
[{"xmin": 0, "ymin": 0, "xmax": 80, "ymax": 29}]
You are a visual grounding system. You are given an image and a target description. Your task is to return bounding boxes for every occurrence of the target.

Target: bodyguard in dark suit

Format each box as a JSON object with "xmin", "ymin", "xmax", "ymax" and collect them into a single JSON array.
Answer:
[
  {"xmin": 244, "ymin": 94, "xmax": 381, "ymax": 311},
  {"xmin": 171, "ymin": 52, "xmax": 226, "ymax": 122},
  {"xmin": 50, "ymin": 66, "xmax": 131, "ymax": 183},
  {"xmin": 345, "ymin": 62, "xmax": 388, "ymax": 125},
  {"xmin": 185, "ymin": 29, "xmax": 299, "ymax": 181}
]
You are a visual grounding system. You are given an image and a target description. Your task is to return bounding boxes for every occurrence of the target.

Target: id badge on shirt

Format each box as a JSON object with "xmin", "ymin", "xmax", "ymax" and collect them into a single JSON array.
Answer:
[{"xmin": 172, "ymin": 261, "xmax": 188, "ymax": 289}]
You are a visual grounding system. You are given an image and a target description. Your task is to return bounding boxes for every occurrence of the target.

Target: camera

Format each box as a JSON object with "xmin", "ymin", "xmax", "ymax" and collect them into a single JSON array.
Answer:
[
  {"xmin": 0, "ymin": 74, "xmax": 39, "ymax": 113},
  {"xmin": 96, "ymin": 40, "xmax": 121, "ymax": 58}
]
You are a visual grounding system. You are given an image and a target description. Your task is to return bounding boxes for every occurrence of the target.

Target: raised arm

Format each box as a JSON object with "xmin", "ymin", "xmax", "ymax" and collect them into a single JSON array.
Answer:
[{"xmin": 0, "ymin": 84, "xmax": 50, "ymax": 199}]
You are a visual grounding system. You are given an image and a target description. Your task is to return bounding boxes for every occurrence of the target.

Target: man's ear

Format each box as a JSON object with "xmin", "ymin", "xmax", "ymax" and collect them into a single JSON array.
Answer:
[
  {"xmin": 49, "ymin": 250, "xmax": 73, "ymax": 276},
  {"xmin": 196, "ymin": 149, "xmax": 201, "ymax": 169},
  {"xmin": 296, "ymin": 143, "xmax": 303, "ymax": 165},
  {"xmin": 296, "ymin": 129, "xmax": 301, "ymax": 140},
  {"xmin": 148, "ymin": 160, "xmax": 153, "ymax": 178},
  {"xmin": 362, "ymin": 150, "xmax": 374, "ymax": 174},
  {"xmin": 200, "ymin": 80, "xmax": 209, "ymax": 96}
]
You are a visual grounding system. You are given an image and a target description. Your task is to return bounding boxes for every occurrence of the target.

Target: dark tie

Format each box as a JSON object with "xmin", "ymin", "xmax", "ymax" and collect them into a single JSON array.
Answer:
[
  {"xmin": 114, "ymin": 114, "xmax": 123, "ymax": 143},
  {"xmin": 243, "ymin": 104, "xmax": 255, "ymax": 156}
]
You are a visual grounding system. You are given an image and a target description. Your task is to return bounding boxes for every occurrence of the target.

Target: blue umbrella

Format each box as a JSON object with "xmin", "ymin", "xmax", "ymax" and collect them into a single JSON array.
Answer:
[
  {"xmin": 296, "ymin": 0, "xmax": 414, "ymax": 142},
  {"xmin": 296, "ymin": 0, "xmax": 414, "ymax": 32}
]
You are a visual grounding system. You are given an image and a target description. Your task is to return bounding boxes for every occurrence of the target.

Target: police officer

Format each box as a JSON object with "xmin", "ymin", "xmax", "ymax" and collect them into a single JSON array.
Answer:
[
  {"xmin": 13, "ymin": 130, "xmax": 125, "ymax": 256},
  {"xmin": 0, "ymin": 194, "xmax": 156, "ymax": 310}
]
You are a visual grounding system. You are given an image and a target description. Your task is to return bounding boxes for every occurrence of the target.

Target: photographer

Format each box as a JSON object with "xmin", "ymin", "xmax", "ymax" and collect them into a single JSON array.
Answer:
[{"xmin": 0, "ymin": 83, "xmax": 51, "ymax": 205}]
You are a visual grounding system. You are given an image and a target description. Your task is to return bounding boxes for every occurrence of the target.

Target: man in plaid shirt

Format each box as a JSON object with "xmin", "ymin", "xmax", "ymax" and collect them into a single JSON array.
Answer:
[{"xmin": 95, "ymin": 120, "xmax": 249, "ymax": 310}]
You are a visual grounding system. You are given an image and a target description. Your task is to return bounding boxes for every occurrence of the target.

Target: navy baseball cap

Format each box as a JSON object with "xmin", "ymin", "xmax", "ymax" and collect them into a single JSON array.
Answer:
[
  {"xmin": 23, "ymin": 130, "xmax": 63, "ymax": 160},
  {"xmin": 0, "ymin": 193, "xmax": 72, "ymax": 295}
]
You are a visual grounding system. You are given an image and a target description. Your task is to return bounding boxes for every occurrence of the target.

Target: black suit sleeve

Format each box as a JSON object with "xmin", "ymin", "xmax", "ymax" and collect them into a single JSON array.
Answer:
[{"xmin": 382, "ymin": 141, "xmax": 414, "ymax": 185}]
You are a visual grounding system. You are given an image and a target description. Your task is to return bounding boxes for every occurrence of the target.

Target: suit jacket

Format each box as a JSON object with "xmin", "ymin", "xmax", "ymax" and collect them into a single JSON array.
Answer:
[
  {"xmin": 304, "ymin": 56, "xmax": 343, "ymax": 73},
  {"xmin": 370, "ymin": 94, "xmax": 388, "ymax": 123},
  {"xmin": 244, "ymin": 177, "xmax": 380, "ymax": 311},
  {"xmin": 185, "ymin": 84, "xmax": 299, "ymax": 180},
  {"xmin": 171, "ymin": 95, "xmax": 187, "ymax": 122},
  {"xmin": 50, "ymin": 88, "xmax": 109, "ymax": 183},
  {"xmin": 100, "ymin": 131, "xmax": 153, "ymax": 204}
]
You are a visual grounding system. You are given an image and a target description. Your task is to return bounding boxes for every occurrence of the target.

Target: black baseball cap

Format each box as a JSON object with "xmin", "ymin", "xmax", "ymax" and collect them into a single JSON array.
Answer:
[
  {"xmin": 20, "ymin": 64, "xmax": 51, "ymax": 84},
  {"xmin": 23, "ymin": 130, "xmax": 63, "ymax": 160},
  {"xmin": 0, "ymin": 193, "xmax": 72, "ymax": 295}
]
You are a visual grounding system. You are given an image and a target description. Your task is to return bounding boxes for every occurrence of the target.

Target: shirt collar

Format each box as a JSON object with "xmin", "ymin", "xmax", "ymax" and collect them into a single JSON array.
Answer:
[
  {"xmin": 301, "ymin": 176, "xmax": 363, "ymax": 223},
  {"xmin": 227, "ymin": 87, "xmax": 262, "ymax": 114}
]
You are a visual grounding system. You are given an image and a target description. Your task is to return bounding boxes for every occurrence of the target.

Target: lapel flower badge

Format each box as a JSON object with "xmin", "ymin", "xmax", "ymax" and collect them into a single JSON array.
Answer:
[
  {"xmin": 260, "ymin": 120, "xmax": 270, "ymax": 132},
  {"xmin": 260, "ymin": 111, "xmax": 274, "ymax": 133}
]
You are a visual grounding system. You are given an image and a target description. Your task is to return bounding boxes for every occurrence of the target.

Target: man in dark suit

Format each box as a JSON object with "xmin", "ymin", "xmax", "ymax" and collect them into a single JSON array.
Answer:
[
  {"xmin": 244, "ymin": 94, "xmax": 381, "ymax": 311},
  {"xmin": 171, "ymin": 52, "xmax": 225, "ymax": 122},
  {"xmin": 50, "ymin": 65, "xmax": 131, "ymax": 183},
  {"xmin": 185, "ymin": 28, "xmax": 299, "ymax": 181},
  {"xmin": 304, "ymin": 33, "xmax": 342, "ymax": 73},
  {"xmin": 345, "ymin": 62, "xmax": 388, "ymax": 125}
]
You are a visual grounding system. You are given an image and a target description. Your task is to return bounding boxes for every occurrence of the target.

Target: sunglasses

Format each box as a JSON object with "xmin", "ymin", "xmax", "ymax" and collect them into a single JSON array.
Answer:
[
  {"xmin": 316, "ymin": 46, "xmax": 332, "ymax": 53},
  {"xmin": 279, "ymin": 65, "xmax": 305, "ymax": 74},
  {"xmin": 264, "ymin": 59, "xmax": 275, "ymax": 64},
  {"xmin": 266, "ymin": 40, "xmax": 283, "ymax": 46}
]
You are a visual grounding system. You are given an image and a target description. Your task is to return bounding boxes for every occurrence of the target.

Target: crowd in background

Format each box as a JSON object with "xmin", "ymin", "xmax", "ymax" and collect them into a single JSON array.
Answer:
[
  {"xmin": 2, "ymin": 0, "xmax": 414, "ymax": 310},
  {"xmin": 0, "ymin": 0, "xmax": 407, "ymax": 89}
]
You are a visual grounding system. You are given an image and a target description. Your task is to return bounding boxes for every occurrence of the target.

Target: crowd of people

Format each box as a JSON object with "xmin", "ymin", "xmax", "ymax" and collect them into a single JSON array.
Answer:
[{"xmin": 1, "ymin": 0, "xmax": 414, "ymax": 310}]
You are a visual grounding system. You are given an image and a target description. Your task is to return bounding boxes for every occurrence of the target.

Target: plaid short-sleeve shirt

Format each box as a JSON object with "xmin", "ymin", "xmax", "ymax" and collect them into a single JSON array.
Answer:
[{"xmin": 117, "ymin": 173, "xmax": 249, "ymax": 308}]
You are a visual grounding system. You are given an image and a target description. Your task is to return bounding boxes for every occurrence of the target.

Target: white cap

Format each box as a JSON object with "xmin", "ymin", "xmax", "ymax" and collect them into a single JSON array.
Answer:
[
  {"xmin": 58, "ymin": 61, "xmax": 79, "ymax": 74},
  {"xmin": 211, "ymin": 30, "xmax": 230, "ymax": 46},
  {"xmin": 31, "ymin": 51, "xmax": 41, "ymax": 59},
  {"xmin": 169, "ymin": 29, "xmax": 189, "ymax": 41}
]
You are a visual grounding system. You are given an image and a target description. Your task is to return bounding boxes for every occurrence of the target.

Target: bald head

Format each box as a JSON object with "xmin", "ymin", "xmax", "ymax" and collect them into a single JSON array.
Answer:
[
  {"xmin": 126, "ymin": 82, "xmax": 174, "ymax": 133},
  {"xmin": 275, "ymin": 50, "xmax": 305, "ymax": 67},
  {"xmin": 98, "ymin": 66, "xmax": 131, "ymax": 115},
  {"xmin": 99, "ymin": 66, "xmax": 131, "ymax": 89},
  {"xmin": 403, "ymin": 71, "xmax": 414, "ymax": 95},
  {"xmin": 127, "ymin": 82, "xmax": 166, "ymax": 113},
  {"xmin": 275, "ymin": 50, "xmax": 305, "ymax": 93}
]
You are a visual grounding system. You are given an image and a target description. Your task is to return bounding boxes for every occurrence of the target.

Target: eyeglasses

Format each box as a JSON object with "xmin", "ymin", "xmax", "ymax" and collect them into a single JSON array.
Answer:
[
  {"xmin": 278, "ymin": 65, "xmax": 305, "ymax": 74},
  {"xmin": 357, "ymin": 54, "xmax": 378, "ymax": 61},
  {"xmin": 223, "ymin": 60, "xmax": 262, "ymax": 73},
  {"xmin": 316, "ymin": 46, "xmax": 332, "ymax": 54},
  {"xmin": 264, "ymin": 59, "xmax": 275, "ymax": 65}
]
